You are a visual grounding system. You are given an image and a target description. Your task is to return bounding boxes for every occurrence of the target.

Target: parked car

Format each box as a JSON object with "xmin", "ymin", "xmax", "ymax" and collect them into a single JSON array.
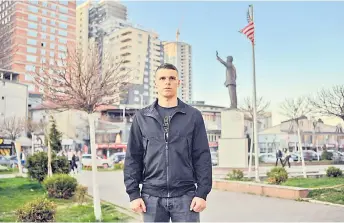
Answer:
[
  {"xmin": 0, "ymin": 155, "xmax": 17, "ymax": 168},
  {"xmin": 111, "ymin": 152, "xmax": 126, "ymax": 164},
  {"xmin": 81, "ymin": 154, "xmax": 113, "ymax": 168}
]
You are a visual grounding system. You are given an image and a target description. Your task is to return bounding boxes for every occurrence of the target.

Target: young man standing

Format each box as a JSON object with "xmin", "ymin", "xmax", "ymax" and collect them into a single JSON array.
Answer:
[{"xmin": 124, "ymin": 63, "xmax": 212, "ymax": 222}]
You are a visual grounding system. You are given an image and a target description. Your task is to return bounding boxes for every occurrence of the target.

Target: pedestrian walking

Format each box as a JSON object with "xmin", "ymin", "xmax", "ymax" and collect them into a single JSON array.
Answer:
[
  {"xmin": 275, "ymin": 148, "xmax": 283, "ymax": 166},
  {"xmin": 123, "ymin": 63, "xmax": 212, "ymax": 222},
  {"xmin": 283, "ymin": 148, "xmax": 291, "ymax": 168}
]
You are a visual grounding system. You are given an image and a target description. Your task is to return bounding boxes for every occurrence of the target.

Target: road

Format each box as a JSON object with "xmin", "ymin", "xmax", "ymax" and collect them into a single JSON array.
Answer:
[{"xmin": 76, "ymin": 170, "xmax": 344, "ymax": 222}]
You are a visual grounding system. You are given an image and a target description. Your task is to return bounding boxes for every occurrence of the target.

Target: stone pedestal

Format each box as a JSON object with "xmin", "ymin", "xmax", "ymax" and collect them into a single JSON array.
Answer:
[{"xmin": 218, "ymin": 109, "xmax": 248, "ymax": 168}]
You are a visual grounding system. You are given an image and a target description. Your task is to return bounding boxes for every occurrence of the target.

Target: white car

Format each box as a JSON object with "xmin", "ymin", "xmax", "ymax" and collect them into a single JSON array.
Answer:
[{"xmin": 81, "ymin": 154, "xmax": 113, "ymax": 168}]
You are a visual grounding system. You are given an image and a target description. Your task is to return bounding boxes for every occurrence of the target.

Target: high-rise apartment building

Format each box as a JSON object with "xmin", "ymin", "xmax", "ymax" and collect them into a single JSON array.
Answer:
[
  {"xmin": 76, "ymin": 0, "xmax": 129, "ymax": 54},
  {"xmin": 103, "ymin": 26, "xmax": 164, "ymax": 106},
  {"xmin": 163, "ymin": 41, "xmax": 192, "ymax": 102},
  {"xmin": 0, "ymin": 0, "xmax": 76, "ymax": 94}
]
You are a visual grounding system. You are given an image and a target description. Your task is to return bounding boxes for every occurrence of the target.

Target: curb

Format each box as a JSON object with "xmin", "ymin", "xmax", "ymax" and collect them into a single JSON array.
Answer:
[
  {"xmin": 83, "ymin": 189, "xmax": 142, "ymax": 222},
  {"xmin": 306, "ymin": 199, "xmax": 344, "ymax": 208}
]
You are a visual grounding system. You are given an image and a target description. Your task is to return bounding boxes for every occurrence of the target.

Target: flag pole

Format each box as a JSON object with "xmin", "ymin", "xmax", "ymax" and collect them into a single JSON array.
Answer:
[{"xmin": 250, "ymin": 5, "xmax": 260, "ymax": 182}]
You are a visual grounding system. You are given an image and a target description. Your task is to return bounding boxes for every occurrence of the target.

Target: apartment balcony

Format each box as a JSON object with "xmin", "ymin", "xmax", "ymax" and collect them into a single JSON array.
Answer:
[{"xmin": 121, "ymin": 38, "xmax": 132, "ymax": 43}]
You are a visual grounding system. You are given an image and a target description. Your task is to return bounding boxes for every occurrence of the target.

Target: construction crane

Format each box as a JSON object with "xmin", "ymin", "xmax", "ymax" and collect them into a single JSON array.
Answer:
[{"xmin": 176, "ymin": 16, "xmax": 184, "ymax": 42}]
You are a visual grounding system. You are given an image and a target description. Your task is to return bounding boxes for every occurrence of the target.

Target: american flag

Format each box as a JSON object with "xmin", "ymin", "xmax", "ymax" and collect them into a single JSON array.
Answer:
[{"xmin": 240, "ymin": 5, "xmax": 255, "ymax": 44}]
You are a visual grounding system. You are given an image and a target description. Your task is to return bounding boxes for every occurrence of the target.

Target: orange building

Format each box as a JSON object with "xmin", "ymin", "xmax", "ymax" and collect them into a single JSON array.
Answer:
[{"xmin": 0, "ymin": 0, "xmax": 76, "ymax": 94}]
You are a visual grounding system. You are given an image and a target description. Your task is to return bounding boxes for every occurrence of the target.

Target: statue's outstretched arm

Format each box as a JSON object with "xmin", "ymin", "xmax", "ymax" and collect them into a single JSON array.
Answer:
[{"xmin": 216, "ymin": 51, "xmax": 228, "ymax": 68}]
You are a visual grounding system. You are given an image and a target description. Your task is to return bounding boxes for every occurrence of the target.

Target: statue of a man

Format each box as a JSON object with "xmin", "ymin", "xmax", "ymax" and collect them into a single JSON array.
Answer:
[{"xmin": 216, "ymin": 51, "xmax": 237, "ymax": 109}]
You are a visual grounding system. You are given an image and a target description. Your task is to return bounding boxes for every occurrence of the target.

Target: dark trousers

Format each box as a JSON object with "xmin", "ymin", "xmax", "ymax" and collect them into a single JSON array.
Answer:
[
  {"xmin": 275, "ymin": 158, "xmax": 283, "ymax": 166},
  {"xmin": 283, "ymin": 155, "xmax": 291, "ymax": 168},
  {"xmin": 142, "ymin": 191, "xmax": 200, "ymax": 222}
]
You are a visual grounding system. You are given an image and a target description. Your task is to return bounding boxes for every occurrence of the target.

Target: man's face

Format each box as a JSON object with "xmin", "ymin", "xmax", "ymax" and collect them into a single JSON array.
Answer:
[{"xmin": 155, "ymin": 68, "xmax": 180, "ymax": 98}]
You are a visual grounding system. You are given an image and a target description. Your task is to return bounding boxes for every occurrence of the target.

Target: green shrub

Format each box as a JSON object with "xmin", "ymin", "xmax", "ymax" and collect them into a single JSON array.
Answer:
[
  {"xmin": 114, "ymin": 163, "xmax": 124, "ymax": 170},
  {"xmin": 16, "ymin": 197, "xmax": 56, "ymax": 222},
  {"xmin": 267, "ymin": 167, "xmax": 288, "ymax": 185},
  {"xmin": 326, "ymin": 166, "xmax": 343, "ymax": 177},
  {"xmin": 321, "ymin": 150, "xmax": 333, "ymax": 160},
  {"xmin": 74, "ymin": 184, "xmax": 88, "ymax": 205},
  {"xmin": 51, "ymin": 155, "xmax": 70, "ymax": 174},
  {"xmin": 43, "ymin": 174, "xmax": 78, "ymax": 199},
  {"xmin": 26, "ymin": 152, "xmax": 70, "ymax": 182},
  {"xmin": 227, "ymin": 169, "xmax": 244, "ymax": 181}
]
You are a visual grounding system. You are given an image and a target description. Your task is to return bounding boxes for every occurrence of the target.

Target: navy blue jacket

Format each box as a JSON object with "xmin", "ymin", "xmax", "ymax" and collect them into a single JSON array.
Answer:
[{"xmin": 123, "ymin": 98, "xmax": 212, "ymax": 201}]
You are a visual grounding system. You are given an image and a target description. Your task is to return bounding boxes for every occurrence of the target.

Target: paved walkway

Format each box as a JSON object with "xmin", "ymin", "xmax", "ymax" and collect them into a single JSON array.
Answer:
[{"xmin": 76, "ymin": 170, "xmax": 344, "ymax": 222}]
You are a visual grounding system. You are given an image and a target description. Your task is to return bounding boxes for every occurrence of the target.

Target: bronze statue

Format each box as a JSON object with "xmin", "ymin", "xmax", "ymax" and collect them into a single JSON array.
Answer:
[{"xmin": 216, "ymin": 51, "xmax": 237, "ymax": 109}]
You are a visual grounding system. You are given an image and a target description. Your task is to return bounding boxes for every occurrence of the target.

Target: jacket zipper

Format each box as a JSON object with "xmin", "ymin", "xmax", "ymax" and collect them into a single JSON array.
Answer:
[{"xmin": 165, "ymin": 111, "xmax": 179, "ymax": 198}]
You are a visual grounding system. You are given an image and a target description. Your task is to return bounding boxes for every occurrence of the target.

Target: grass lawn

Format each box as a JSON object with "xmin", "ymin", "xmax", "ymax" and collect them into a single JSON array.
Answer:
[
  {"xmin": 282, "ymin": 177, "xmax": 344, "ymax": 188},
  {"xmin": 0, "ymin": 168, "xmax": 19, "ymax": 175},
  {"xmin": 0, "ymin": 177, "xmax": 133, "ymax": 222},
  {"xmin": 307, "ymin": 186, "xmax": 344, "ymax": 205}
]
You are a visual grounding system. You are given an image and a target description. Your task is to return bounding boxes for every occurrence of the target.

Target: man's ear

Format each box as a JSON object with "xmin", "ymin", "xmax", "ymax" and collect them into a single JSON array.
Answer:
[{"xmin": 177, "ymin": 79, "xmax": 181, "ymax": 87}]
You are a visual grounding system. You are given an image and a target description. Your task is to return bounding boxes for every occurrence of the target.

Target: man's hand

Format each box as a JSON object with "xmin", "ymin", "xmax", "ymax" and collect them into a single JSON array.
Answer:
[
  {"xmin": 130, "ymin": 198, "xmax": 146, "ymax": 213},
  {"xmin": 189, "ymin": 197, "xmax": 206, "ymax": 212}
]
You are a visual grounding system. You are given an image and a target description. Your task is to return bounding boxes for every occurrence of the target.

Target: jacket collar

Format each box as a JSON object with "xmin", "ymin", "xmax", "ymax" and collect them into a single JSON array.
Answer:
[{"xmin": 143, "ymin": 98, "xmax": 187, "ymax": 118}]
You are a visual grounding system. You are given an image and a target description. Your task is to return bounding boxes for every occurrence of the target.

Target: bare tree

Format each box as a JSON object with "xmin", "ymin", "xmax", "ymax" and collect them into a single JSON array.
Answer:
[
  {"xmin": 308, "ymin": 85, "xmax": 344, "ymax": 121},
  {"xmin": 31, "ymin": 44, "xmax": 131, "ymax": 221},
  {"xmin": 240, "ymin": 96, "xmax": 270, "ymax": 178},
  {"xmin": 0, "ymin": 116, "xmax": 25, "ymax": 175},
  {"xmin": 280, "ymin": 97, "xmax": 312, "ymax": 178}
]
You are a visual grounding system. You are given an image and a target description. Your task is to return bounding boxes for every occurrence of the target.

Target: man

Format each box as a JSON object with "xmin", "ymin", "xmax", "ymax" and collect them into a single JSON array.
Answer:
[
  {"xmin": 124, "ymin": 63, "xmax": 212, "ymax": 222},
  {"xmin": 275, "ymin": 148, "xmax": 283, "ymax": 167}
]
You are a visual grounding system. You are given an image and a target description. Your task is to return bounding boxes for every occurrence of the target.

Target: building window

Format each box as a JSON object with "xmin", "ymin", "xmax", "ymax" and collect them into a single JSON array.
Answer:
[
  {"xmin": 41, "ymin": 49, "xmax": 46, "ymax": 55},
  {"xmin": 50, "ymin": 43, "xmax": 55, "ymax": 49},
  {"xmin": 134, "ymin": 90, "xmax": 139, "ymax": 95},
  {"xmin": 134, "ymin": 97, "xmax": 139, "ymax": 102},
  {"xmin": 42, "ymin": 9, "xmax": 47, "ymax": 16},
  {"xmin": 51, "ymin": 20, "xmax": 55, "ymax": 26},
  {"xmin": 42, "ymin": 18, "xmax": 46, "ymax": 24},
  {"xmin": 59, "ymin": 0, "xmax": 68, "ymax": 6},
  {"xmin": 50, "ymin": 51, "xmax": 54, "ymax": 57},
  {"xmin": 51, "ymin": 28, "xmax": 55, "ymax": 33},
  {"xmin": 27, "ymin": 30, "xmax": 37, "ymax": 37},
  {"xmin": 41, "ymin": 33, "xmax": 46, "ymax": 39},
  {"xmin": 26, "ymin": 55, "xmax": 37, "ymax": 62},
  {"xmin": 28, "ymin": 14, "xmax": 37, "ymax": 21},
  {"xmin": 27, "ymin": 47, "xmax": 37, "ymax": 54},
  {"xmin": 58, "ymin": 30, "xmax": 67, "ymax": 37},
  {"xmin": 28, "ymin": 22, "xmax": 37, "ymax": 29},
  {"xmin": 25, "ymin": 65, "xmax": 35, "ymax": 72},
  {"xmin": 42, "ymin": 25, "xmax": 47, "ymax": 32},
  {"xmin": 58, "ymin": 6, "xmax": 68, "ymax": 14},
  {"xmin": 28, "ymin": 5, "xmax": 38, "ymax": 13},
  {"xmin": 50, "ymin": 35, "xmax": 55, "ymax": 41},
  {"xmin": 59, "ymin": 22, "xmax": 67, "ymax": 29},
  {"xmin": 58, "ymin": 38, "xmax": 67, "ymax": 44},
  {"xmin": 58, "ymin": 45, "xmax": 66, "ymax": 52},
  {"xmin": 59, "ymin": 14, "xmax": 68, "ymax": 21},
  {"xmin": 27, "ymin": 39, "xmax": 37, "ymax": 45},
  {"xmin": 144, "ymin": 77, "xmax": 149, "ymax": 82}
]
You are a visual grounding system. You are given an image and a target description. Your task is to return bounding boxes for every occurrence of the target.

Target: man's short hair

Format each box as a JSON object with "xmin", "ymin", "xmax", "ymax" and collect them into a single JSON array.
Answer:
[{"xmin": 155, "ymin": 63, "xmax": 178, "ymax": 74}]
